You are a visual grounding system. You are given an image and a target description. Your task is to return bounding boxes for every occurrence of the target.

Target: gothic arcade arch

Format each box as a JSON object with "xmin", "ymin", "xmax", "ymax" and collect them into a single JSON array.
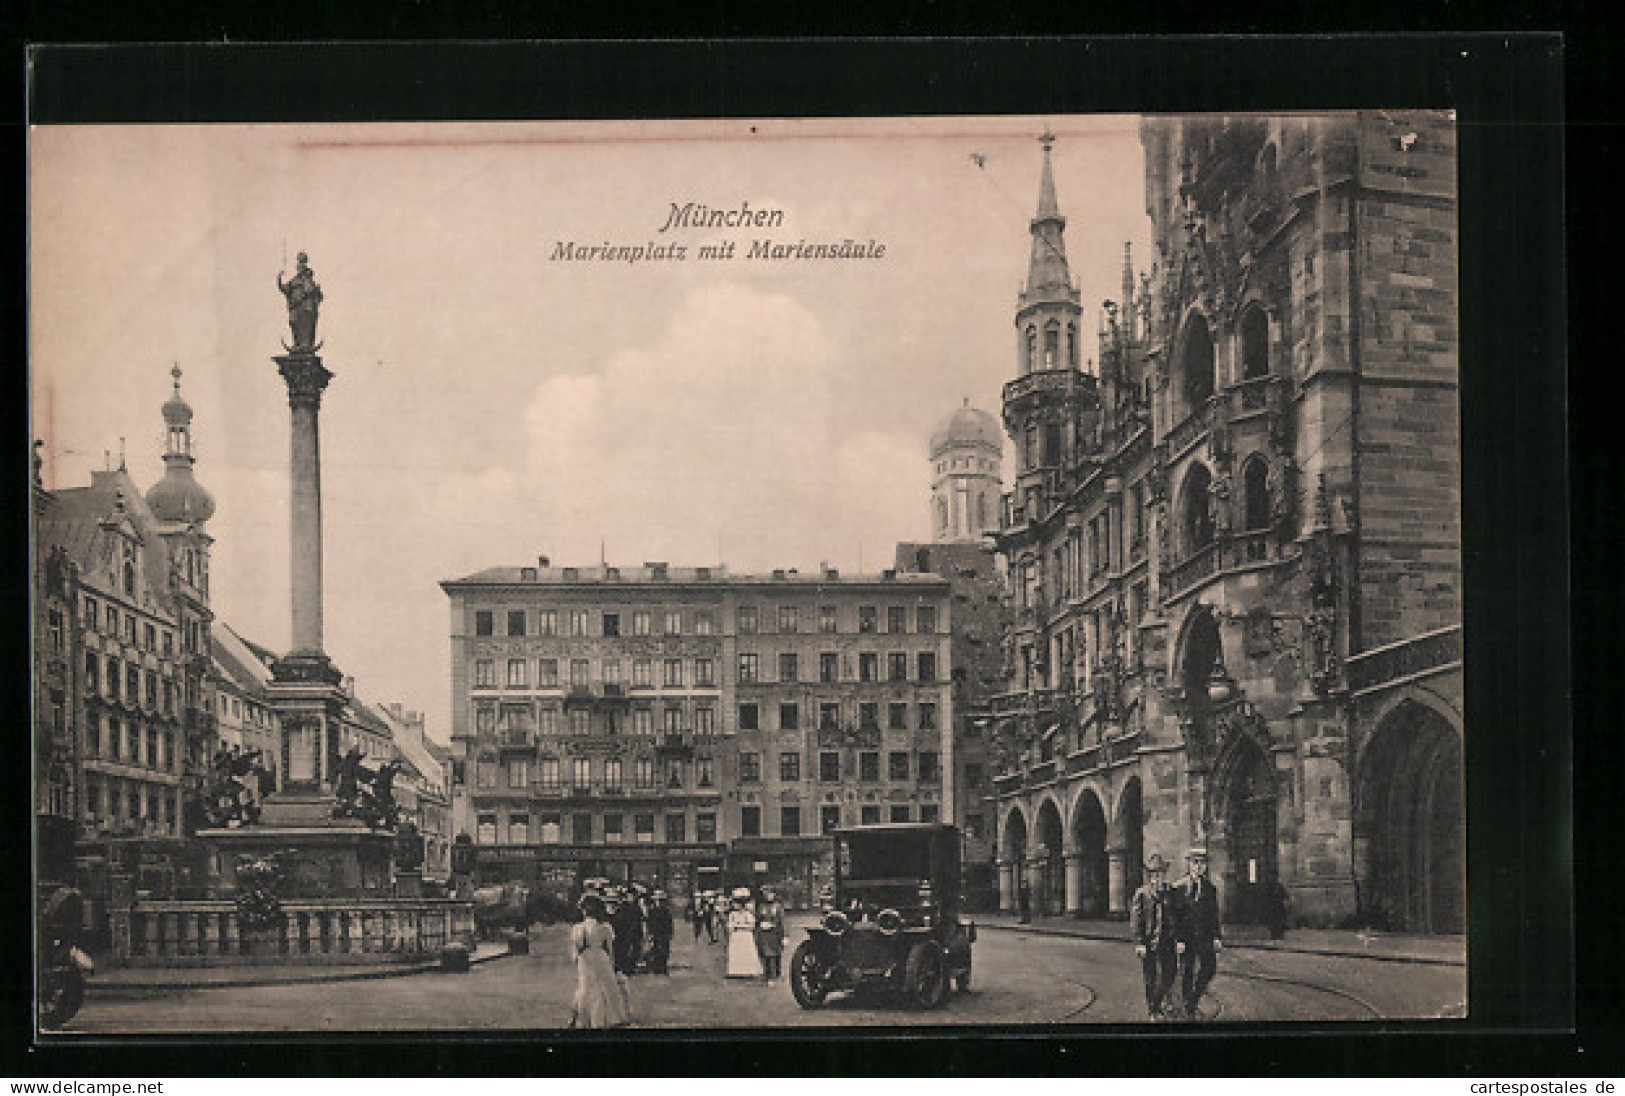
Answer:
[
  {"xmin": 1069, "ymin": 786, "xmax": 1110, "ymax": 917},
  {"xmin": 1355, "ymin": 697, "xmax": 1464, "ymax": 933},
  {"xmin": 1034, "ymin": 796, "xmax": 1066, "ymax": 916},
  {"xmin": 1114, "ymin": 775, "xmax": 1146, "ymax": 899}
]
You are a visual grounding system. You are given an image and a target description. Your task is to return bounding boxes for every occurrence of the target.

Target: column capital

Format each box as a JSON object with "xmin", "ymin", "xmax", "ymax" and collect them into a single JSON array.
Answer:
[{"xmin": 276, "ymin": 353, "xmax": 333, "ymax": 409}]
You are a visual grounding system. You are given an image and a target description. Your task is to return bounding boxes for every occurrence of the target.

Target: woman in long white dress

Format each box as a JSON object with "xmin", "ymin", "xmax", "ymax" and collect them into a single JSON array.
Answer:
[
  {"xmin": 569, "ymin": 895, "xmax": 631, "ymax": 1028},
  {"xmin": 725, "ymin": 887, "xmax": 762, "ymax": 979}
]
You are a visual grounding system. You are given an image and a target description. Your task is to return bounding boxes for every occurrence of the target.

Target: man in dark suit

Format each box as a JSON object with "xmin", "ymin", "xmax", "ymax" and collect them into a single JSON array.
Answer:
[
  {"xmin": 1128, "ymin": 853, "xmax": 1181, "ymax": 1018},
  {"xmin": 1173, "ymin": 846, "xmax": 1223, "ymax": 1018},
  {"xmin": 645, "ymin": 890, "xmax": 675, "ymax": 975}
]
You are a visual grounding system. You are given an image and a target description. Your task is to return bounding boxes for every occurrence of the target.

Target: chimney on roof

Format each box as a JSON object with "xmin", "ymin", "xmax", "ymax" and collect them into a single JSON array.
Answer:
[
  {"xmin": 537, "ymin": 555, "xmax": 550, "ymax": 569},
  {"xmin": 882, "ymin": 569, "xmax": 897, "ymax": 581},
  {"xmin": 343, "ymin": 675, "xmax": 356, "ymax": 698},
  {"xmin": 772, "ymin": 569, "xmax": 787, "ymax": 581}
]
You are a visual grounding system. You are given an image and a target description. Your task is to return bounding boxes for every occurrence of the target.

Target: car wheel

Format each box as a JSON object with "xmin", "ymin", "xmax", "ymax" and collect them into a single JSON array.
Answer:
[
  {"xmin": 905, "ymin": 942, "xmax": 947, "ymax": 1010},
  {"xmin": 789, "ymin": 940, "xmax": 828, "ymax": 1009}
]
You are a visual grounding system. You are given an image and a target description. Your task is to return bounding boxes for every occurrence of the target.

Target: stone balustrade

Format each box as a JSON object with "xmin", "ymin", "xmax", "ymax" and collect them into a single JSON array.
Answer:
[{"xmin": 107, "ymin": 897, "xmax": 476, "ymax": 967}]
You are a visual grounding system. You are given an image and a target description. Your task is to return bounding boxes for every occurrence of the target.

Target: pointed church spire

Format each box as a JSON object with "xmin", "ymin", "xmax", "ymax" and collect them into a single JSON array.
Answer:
[{"xmin": 1026, "ymin": 130, "xmax": 1072, "ymax": 296}]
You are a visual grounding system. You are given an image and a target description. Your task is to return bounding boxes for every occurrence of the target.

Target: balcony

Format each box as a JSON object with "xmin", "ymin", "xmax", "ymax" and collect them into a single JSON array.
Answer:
[
  {"xmin": 1166, "ymin": 395, "xmax": 1217, "ymax": 457},
  {"xmin": 1235, "ymin": 374, "xmax": 1280, "ymax": 413},
  {"xmin": 563, "ymin": 685, "xmax": 597, "ymax": 708},
  {"xmin": 1346, "ymin": 626, "xmax": 1463, "ymax": 695},
  {"xmin": 817, "ymin": 723, "xmax": 881, "ymax": 749},
  {"xmin": 1003, "ymin": 368, "xmax": 1090, "ymax": 409},
  {"xmin": 657, "ymin": 733, "xmax": 693, "ymax": 758},
  {"xmin": 498, "ymin": 729, "xmax": 534, "ymax": 751}
]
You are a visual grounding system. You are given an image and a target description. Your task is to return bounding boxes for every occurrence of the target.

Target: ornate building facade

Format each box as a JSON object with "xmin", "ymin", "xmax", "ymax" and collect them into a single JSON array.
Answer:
[
  {"xmin": 989, "ymin": 115, "xmax": 1463, "ymax": 933},
  {"xmin": 35, "ymin": 367, "xmax": 220, "ymax": 840},
  {"xmin": 442, "ymin": 561, "xmax": 953, "ymax": 908}
]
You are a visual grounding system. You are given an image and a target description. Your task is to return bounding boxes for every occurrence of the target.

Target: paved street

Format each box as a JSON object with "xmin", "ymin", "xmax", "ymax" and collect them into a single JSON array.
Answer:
[{"xmin": 62, "ymin": 914, "xmax": 1465, "ymax": 1033}]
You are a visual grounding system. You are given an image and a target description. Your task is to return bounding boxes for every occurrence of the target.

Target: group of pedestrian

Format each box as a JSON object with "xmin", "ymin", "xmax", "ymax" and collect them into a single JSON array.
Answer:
[
  {"xmin": 568, "ymin": 882, "xmax": 677, "ymax": 1029},
  {"xmin": 1128, "ymin": 847, "xmax": 1223, "ymax": 1020},
  {"xmin": 687, "ymin": 885, "xmax": 786, "ymax": 983}
]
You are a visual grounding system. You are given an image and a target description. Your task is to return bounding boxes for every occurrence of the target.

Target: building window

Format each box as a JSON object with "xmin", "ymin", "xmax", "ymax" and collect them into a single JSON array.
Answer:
[
  {"xmin": 476, "ymin": 757, "xmax": 497, "ymax": 789},
  {"xmin": 573, "ymin": 813, "xmax": 593, "ymax": 844},
  {"xmin": 629, "ymin": 709, "xmax": 651, "ymax": 737},
  {"xmin": 738, "ymin": 605, "xmax": 758, "ymax": 634},
  {"xmin": 890, "ymin": 751, "xmax": 911, "ymax": 781},
  {"xmin": 474, "ymin": 659, "xmax": 495, "ymax": 688},
  {"xmin": 475, "ymin": 707, "xmax": 497, "ymax": 735},
  {"xmin": 820, "ymin": 652, "xmax": 839, "ymax": 683},
  {"xmin": 631, "ymin": 610, "xmax": 651, "ymax": 636},
  {"xmin": 664, "ymin": 707, "xmax": 682, "ymax": 734},
  {"xmin": 738, "ymin": 654, "xmax": 759, "ymax": 684},
  {"xmin": 602, "ymin": 612, "xmax": 620, "ymax": 637},
  {"xmin": 1241, "ymin": 305, "xmax": 1271, "ymax": 380},
  {"xmin": 538, "ymin": 610, "xmax": 557, "ymax": 636},
  {"xmin": 858, "ymin": 606, "xmax": 877, "ymax": 633},
  {"xmin": 741, "ymin": 806, "xmax": 761, "ymax": 837},
  {"xmin": 506, "ymin": 610, "xmax": 526, "ymax": 636},
  {"xmin": 126, "ymin": 665, "xmax": 140, "ymax": 699},
  {"xmin": 603, "ymin": 813, "xmax": 624, "ymax": 843},
  {"xmin": 571, "ymin": 757, "xmax": 591, "ymax": 793},
  {"xmin": 779, "ymin": 752, "xmax": 801, "ymax": 781},
  {"xmin": 665, "ymin": 758, "xmax": 685, "ymax": 790},
  {"xmin": 778, "ymin": 652, "xmax": 798, "ymax": 682},
  {"xmin": 633, "ymin": 659, "xmax": 653, "ymax": 688},
  {"xmin": 635, "ymin": 757, "xmax": 655, "ymax": 789},
  {"xmin": 859, "ymin": 702, "xmax": 879, "ymax": 729},
  {"xmin": 859, "ymin": 653, "xmax": 878, "ymax": 682},
  {"xmin": 739, "ymin": 752, "xmax": 761, "ymax": 783},
  {"xmin": 162, "ymin": 630, "xmax": 174, "ymax": 656},
  {"xmin": 85, "ymin": 653, "xmax": 100, "ymax": 693},
  {"xmin": 819, "ymin": 702, "xmax": 841, "ymax": 730},
  {"xmin": 537, "ymin": 707, "xmax": 560, "ymax": 736},
  {"xmin": 570, "ymin": 710, "xmax": 589, "ymax": 735},
  {"xmin": 919, "ymin": 752, "xmax": 940, "ymax": 783},
  {"xmin": 666, "ymin": 814, "xmax": 686, "ymax": 843},
  {"xmin": 695, "ymin": 707, "xmax": 714, "ymax": 737},
  {"xmin": 146, "ymin": 729, "xmax": 159, "ymax": 768},
  {"xmin": 569, "ymin": 659, "xmax": 590, "ymax": 689},
  {"xmin": 1243, "ymin": 455, "xmax": 1272, "ymax": 531},
  {"xmin": 697, "ymin": 755, "xmax": 714, "ymax": 787},
  {"xmin": 887, "ymin": 606, "xmax": 907, "ymax": 634},
  {"xmin": 538, "ymin": 757, "xmax": 561, "ymax": 791},
  {"xmin": 663, "ymin": 659, "xmax": 684, "ymax": 688},
  {"xmin": 143, "ymin": 622, "xmax": 156, "ymax": 651},
  {"xmin": 888, "ymin": 653, "xmax": 908, "ymax": 682},
  {"xmin": 508, "ymin": 814, "xmax": 530, "ymax": 844},
  {"xmin": 475, "ymin": 611, "xmax": 493, "ymax": 636},
  {"xmin": 569, "ymin": 610, "xmax": 590, "ymax": 637},
  {"xmin": 695, "ymin": 611, "xmax": 715, "ymax": 636},
  {"xmin": 888, "ymin": 703, "xmax": 909, "ymax": 731},
  {"xmin": 918, "ymin": 703, "xmax": 938, "ymax": 731},
  {"xmin": 738, "ymin": 703, "xmax": 759, "ymax": 731},
  {"xmin": 861, "ymin": 805, "xmax": 882, "ymax": 825},
  {"xmin": 603, "ymin": 758, "xmax": 623, "ymax": 792},
  {"xmin": 819, "ymin": 752, "xmax": 841, "ymax": 782},
  {"xmin": 695, "ymin": 659, "xmax": 715, "ymax": 687},
  {"xmin": 821, "ymin": 805, "xmax": 842, "ymax": 834},
  {"xmin": 917, "ymin": 606, "xmax": 937, "ymax": 633},
  {"xmin": 664, "ymin": 610, "xmax": 683, "ymax": 636},
  {"xmin": 780, "ymin": 807, "xmax": 801, "ymax": 837},
  {"xmin": 535, "ymin": 659, "xmax": 558, "ymax": 689},
  {"xmin": 859, "ymin": 752, "xmax": 880, "ymax": 782},
  {"xmin": 106, "ymin": 657, "xmax": 120, "ymax": 698},
  {"xmin": 819, "ymin": 605, "xmax": 838, "ymax": 633},
  {"xmin": 507, "ymin": 659, "xmax": 527, "ymax": 688},
  {"xmin": 778, "ymin": 605, "xmax": 799, "ymax": 633},
  {"xmin": 86, "ymin": 715, "xmax": 101, "ymax": 757},
  {"xmin": 477, "ymin": 814, "xmax": 497, "ymax": 844},
  {"xmin": 85, "ymin": 595, "xmax": 99, "ymax": 627},
  {"xmin": 635, "ymin": 814, "xmax": 655, "ymax": 844},
  {"xmin": 780, "ymin": 703, "xmax": 799, "ymax": 731},
  {"xmin": 917, "ymin": 652, "xmax": 937, "ymax": 682},
  {"xmin": 697, "ymin": 812, "xmax": 717, "ymax": 843},
  {"xmin": 890, "ymin": 805, "xmax": 912, "ymax": 824},
  {"xmin": 603, "ymin": 659, "xmax": 623, "ymax": 687}
]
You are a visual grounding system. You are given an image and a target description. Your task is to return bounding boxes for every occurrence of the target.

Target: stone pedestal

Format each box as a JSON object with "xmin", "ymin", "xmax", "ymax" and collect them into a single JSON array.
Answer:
[{"xmin": 199, "ymin": 800, "xmax": 396, "ymax": 899}]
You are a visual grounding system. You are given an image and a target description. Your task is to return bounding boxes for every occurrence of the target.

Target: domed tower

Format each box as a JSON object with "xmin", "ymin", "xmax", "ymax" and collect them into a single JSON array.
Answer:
[
  {"xmin": 930, "ymin": 399, "xmax": 1003, "ymax": 543},
  {"xmin": 146, "ymin": 363, "xmax": 217, "ymax": 527}
]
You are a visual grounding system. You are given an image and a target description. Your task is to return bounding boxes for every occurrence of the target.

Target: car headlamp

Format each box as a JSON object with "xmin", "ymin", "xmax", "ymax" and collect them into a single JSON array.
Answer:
[
  {"xmin": 876, "ymin": 908, "xmax": 903, "ymax": 935},
  {"xmin": 822, "ymin": 909, "xmax": 850, "ymax": 936}
]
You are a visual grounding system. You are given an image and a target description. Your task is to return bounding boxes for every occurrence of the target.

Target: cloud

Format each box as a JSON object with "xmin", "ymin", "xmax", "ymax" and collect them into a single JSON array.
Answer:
[{"xmin": 519, "ymin": 281, "xmax": 922, "ymax": 571}]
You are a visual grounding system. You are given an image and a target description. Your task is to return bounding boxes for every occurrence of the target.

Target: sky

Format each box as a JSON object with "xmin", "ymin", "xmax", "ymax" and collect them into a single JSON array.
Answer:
[{"xmin": 30, "ymin": 116, "xmax": 1153, "ymax": 742}]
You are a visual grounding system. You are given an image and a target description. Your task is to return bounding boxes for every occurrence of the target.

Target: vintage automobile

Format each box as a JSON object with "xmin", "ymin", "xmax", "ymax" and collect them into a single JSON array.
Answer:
[{"xmin": 789, "ymin": 822, "xmax": 975, "ymax": 1010}]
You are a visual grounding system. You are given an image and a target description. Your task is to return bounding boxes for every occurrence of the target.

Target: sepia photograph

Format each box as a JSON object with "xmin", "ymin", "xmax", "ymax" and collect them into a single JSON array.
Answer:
[{"xmin": 28, "ymin": 106, "xmax": 1470, "ymax": 1035}]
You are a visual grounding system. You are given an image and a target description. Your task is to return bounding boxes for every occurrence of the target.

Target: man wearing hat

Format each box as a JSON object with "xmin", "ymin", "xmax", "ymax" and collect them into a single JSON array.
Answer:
[
  {"xmin": 1173, "ymin": 846, "xmax": 1223, "ymax": 1018},
  {"xmin": 645, "ymin": 890, "xmax": 675, "ymax": 975},
  {"xmin": 1129, "ymin": 853, "xmax": 1181, "ymax": 1018}
]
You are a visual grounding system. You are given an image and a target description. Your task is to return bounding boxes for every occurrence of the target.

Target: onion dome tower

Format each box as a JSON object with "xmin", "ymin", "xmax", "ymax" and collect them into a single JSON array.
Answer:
[
  {"xmin": 146, "ymin": 363, "xmax": 216, "ymax": 525},
  {"xmin": 930, "ymin": 399, "xmax": 1004, "ymax": 543}
]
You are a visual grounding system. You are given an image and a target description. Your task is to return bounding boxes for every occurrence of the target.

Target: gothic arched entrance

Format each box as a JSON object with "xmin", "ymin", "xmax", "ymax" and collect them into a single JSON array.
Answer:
[
  {"xmin": 1116, "ymin": 777, "xmax": 1145, "ymax": 901},
  {"xmin": 1220, "ymin": 737, "xmax": 1279, "ymax": 925},
  {"xmin": 1357, "ymin": 701, "xmax": 1465, "ymax": 933},
  {"xmin": 1070, "ymin": 790, "xmax": 1109, "ymax": 917},
  {"xmin": 1001, "ymin": 806, "xmax": 1028, "ymax": 914},
  {"xmin": 1035, "ymin": 799, "xmax": 1066, "ymax": 916}
]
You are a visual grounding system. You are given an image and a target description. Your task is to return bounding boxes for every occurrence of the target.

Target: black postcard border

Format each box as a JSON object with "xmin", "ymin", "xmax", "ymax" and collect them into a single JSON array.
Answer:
[{"xmin": 7, "ymin": 36, "xmax": 1584, "ymax": 1077}]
